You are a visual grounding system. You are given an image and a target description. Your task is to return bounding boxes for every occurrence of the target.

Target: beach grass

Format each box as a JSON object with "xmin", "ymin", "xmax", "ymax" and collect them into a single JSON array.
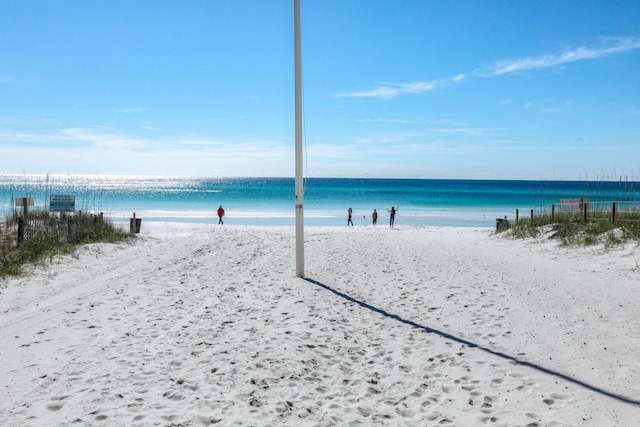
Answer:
[
  {"xmin": 1, "ymin": 209, "xmax": 133, "ymax": 278},
  {"xmin": 501, "ymin": 173, "xmax": 640, "ymax": 246},
  {"xmin": 502, "ymin": 208, "xmax": 640, "ymax": 247}
]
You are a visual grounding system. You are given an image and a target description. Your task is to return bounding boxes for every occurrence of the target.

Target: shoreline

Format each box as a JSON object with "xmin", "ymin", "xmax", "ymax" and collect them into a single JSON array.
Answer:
[
  {"xmin": 107, "ymin": 213, "xmax": 503, "ymax": 229},
  {"xmin": 1, "ymin": 207, "xmax": 516, "ymax": 229},
  {"xmin": 1, "ymin": 224, "xmax": 639, "ymax": 425},
  {"xmin": 5, "ymin": 174, "xmax": 640, "ymax": 230}
]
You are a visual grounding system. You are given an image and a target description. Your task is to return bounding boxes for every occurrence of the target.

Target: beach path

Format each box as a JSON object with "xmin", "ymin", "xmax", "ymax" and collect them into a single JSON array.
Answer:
[{"xmin": 1, "ymin": 224, "xmax": 639, "ymax": 426}]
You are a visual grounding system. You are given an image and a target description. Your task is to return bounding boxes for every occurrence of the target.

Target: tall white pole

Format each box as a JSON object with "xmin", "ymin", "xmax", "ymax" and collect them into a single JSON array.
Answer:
[{"xmin": 294, "ymin": 0, "xmax": 305, "ymax": 277}]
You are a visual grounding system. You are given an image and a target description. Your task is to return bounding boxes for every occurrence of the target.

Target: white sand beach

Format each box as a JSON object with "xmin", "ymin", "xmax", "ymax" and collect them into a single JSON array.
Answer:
[{"xmin": 1, "ymin": 223, "xmax": 639, "ymax": 426}]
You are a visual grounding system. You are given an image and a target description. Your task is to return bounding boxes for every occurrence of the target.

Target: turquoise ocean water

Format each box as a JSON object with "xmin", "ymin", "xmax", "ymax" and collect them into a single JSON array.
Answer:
[{"xmin": 1, "ymin": 175, "xmax": 639, "ymax": 228}]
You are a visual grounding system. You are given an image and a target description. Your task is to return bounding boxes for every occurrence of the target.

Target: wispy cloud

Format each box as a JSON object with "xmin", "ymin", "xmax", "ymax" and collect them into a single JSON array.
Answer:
[
  {"xmin": 60, "ymin": 127, "xmax": 151, "ymax": 149},
  {"xmin": 539, "ymin": 107, "xmax": 561, "ymax": 114},
  {"xmin": 336, "ymin": 75, "xmax": 465, "ymax": 99},
  {"xmin": 519, "ymin": 101, "xmax": 567, "ymax": 114},
  {"xmin": 492, "ymin": 37, "xmax": 640, "ymax": 75},
  {"xmin": 0, "ymin": 125, "xmax": 292, "ymax": 158},
  {"xmin": 335, "ymin": 86, "xmax": 401, "ymax": 99},
  {"xmin": 354, "ymin": 117, "xmax": 502, "ymax": 137},
  {"xmin": 0, "ymin": 126, "xmax": 156, "ymax": 151},
  {"xmin": 338, "ymin": 37, "xmax": 640, "ymax": 99},
  {"xmin": 432, "ymin": 127, "xmax": 499, "ymax": 137}
]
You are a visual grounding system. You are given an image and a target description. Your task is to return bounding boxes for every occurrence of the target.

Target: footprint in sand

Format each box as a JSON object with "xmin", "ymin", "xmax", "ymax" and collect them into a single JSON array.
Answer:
[
  {"xmin": 480, "ymin": 395, "xmax": 495, "ymax": 414},
  {"xmin": 479, "ymin": 415, "xmax": 500, "ymax": 424},
  {"xmin": 542, "ymin": 392, "xmax": 571, "ymax": 407},
  {"xmin": 46, "ymin": 403, "xmax": 64, "ymax": 411},
  {"xmin": 45, "ymin": 394, "xmax": 71, "ymax": 411},
  {"xmin": 395, "ymin": 405, "xmax": 414, "ymax": 417}
]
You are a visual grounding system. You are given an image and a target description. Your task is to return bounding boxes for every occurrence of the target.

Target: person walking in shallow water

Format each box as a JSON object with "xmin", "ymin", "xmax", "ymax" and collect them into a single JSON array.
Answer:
[
  {"xmin": 387, "ymin": 206, "xmax": 398, "ymax": 228},
  {"xmin": 372, "ymin": 209, "xmax": 378, "ymax": 225},
  {"xmin": 347, "ymin": 207, "xmax": 354, "ymax": 226},
  {"xmin": 217, "ymin": 205, "xmax": 225, "ymax": 224}
]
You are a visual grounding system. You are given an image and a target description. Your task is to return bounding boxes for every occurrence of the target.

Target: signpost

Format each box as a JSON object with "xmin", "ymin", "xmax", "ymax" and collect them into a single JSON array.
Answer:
[
  {"xmin": 50, "ymin": 195, "xmax": 76, "ymax": 213},
  {"xmin": 15, "ymin": 197, "xmax": 35, "ymax": 217},
  {"xmin": 15, "ymin": 198, "xmax": 34, "ymax": 244}
]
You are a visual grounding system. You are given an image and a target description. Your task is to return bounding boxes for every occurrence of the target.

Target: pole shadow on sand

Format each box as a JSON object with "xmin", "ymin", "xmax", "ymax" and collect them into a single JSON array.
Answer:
[{"xmin": 303, "ymin": 277, "xmax": 640, "ymax": 407}]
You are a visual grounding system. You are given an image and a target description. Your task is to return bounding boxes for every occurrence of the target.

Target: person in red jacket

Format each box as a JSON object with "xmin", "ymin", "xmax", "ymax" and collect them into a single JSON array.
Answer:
[{"xmin": 217, "ymin": 205, "xmax": 225, "ymax": 224}]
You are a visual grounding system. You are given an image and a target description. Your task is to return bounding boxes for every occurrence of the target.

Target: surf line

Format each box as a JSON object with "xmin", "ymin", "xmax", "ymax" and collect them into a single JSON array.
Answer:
[{"xmin": 303, "ymin": 277, "xmax": 640, "ymax": 407}]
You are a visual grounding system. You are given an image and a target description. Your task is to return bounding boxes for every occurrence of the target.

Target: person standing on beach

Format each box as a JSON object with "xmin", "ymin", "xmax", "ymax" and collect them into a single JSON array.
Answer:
[
  {"xmin": 372, "ymin": 209, "xmax": 378, "ymax": 225},
  {"xmin": 347, "ymin": 207, "xmax": 353, "ymax": 226},
  {"xmin": 388, "ymin": 206, "xmax": 398, "ymax": 228},
  {"xmin": 217, "ymin": 205, "xmax": 225, "ymax": 224}
]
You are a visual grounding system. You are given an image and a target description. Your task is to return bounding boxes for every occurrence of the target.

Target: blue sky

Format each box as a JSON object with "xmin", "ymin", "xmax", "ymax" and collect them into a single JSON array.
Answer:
[{"xmin": 1, "ymin": 1, "xmax": 639, "ymax": 180}]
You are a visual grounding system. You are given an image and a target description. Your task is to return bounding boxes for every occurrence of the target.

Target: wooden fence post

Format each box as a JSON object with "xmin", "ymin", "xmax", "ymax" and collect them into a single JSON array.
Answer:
[
  {"xmin": 551, "ymin": 204, "xmax": 555, "ymax": 221},
  {"xmin": 530, "ymin": 209, "xmax": 534, "ymax": 221},
  {"xmin": 17, "ymin": 217, "xmax": 24, "ymax": 245},
  {"xmin": 516, "ymin": 209, "xmax": 519, "ymax": 224},
  {"xmin": 583, "ymin": 202, "xmax": 588, "ymax": 223},
  {"xmin": 612, "ymin": 202, "xmax": 616, "ymax": 225}
]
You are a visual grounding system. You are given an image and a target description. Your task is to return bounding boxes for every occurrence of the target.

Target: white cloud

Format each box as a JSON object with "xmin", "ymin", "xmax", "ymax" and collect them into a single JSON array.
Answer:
[
  {"xmin": 492, "ymin": 37, "xmax": 640, "ymax": 75},
  {"xmin": 337, "ymin": 37, "xmax": 640, "ymax": 99},
  {"xmin": 60, "ymin": 127, "xmax": 151, "ymax": 149},
  {"xmin": 0, "ymin": 132, "xmax": 70, "ymax": 143},
  {"xmin": 432, "ymin": 127, "xmax": 499, "ymax": 137},
  {"xmin": 0, "ymin": 125, "xmax": 296, "ymax": 176},
  {"xmin": 335, "ymin": 86, "xmax": 400, "ymax": 99},
  {"xmin": 393, "ymin": 81, "xmax": 436, "ymax": 93},
  {"xmin": 336, "ymin": 75, "xmax": 462, "ymax": 99}
]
